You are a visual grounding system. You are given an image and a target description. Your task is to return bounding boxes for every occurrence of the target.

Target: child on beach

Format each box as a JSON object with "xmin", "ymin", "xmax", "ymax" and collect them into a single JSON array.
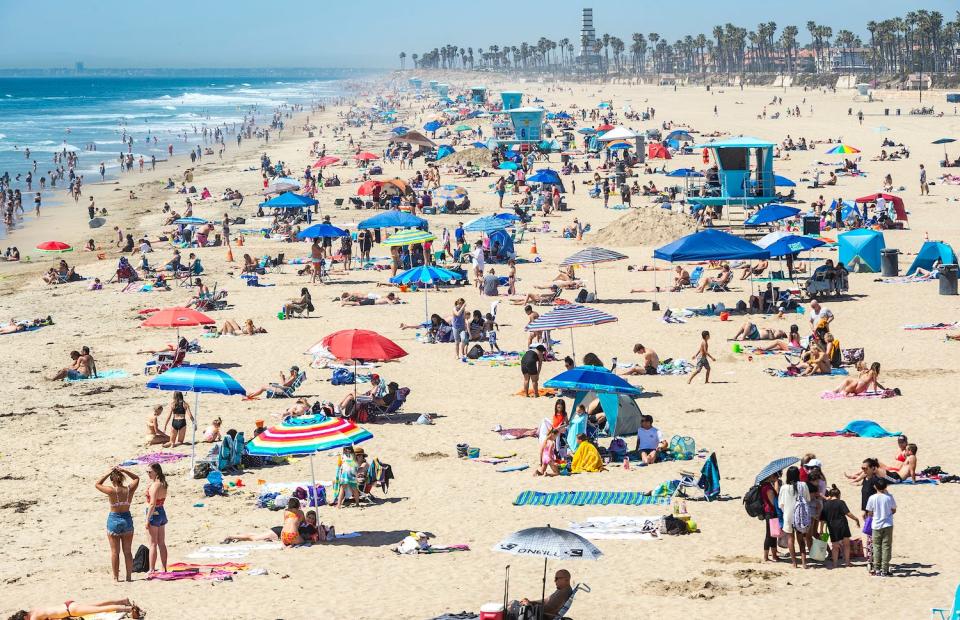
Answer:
[
  {"xmin": 688, "ymin": 330, "xmax": 715, "ymax": 384},
  {"xmin": 484, "ymin": 312, "xmax": 500, "ymax": 353},
  {"xmin": 865, "ymin": 478, "xmax": 896, "ymax": 576},
  {"xmin": 535, "ymin": 428, "xmax": 559, "ymax": 477},
  {"xmin": 820, "ymin": 485, "xmax": 860, "ymax": 568}
]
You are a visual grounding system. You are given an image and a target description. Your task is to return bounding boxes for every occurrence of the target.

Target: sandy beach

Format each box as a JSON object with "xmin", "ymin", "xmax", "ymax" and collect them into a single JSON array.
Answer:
[{"xmin": 2, "ymin": 72, "xmax": 960, "ymax": 619}]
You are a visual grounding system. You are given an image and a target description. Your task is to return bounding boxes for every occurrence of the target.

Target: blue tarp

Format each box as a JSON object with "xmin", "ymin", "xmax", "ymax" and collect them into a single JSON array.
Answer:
[
  {"xmin": 358, "ymin": 210, "xmax": 427, "ymax": 230},
  {"xmin": 654, "ymin": 229, "xmax": 769, "ymax": 262}
]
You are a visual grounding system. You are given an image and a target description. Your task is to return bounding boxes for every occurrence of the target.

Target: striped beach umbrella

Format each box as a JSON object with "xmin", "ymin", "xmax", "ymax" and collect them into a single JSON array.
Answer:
[
  {"xmin": 390, "ymin": 265, "xmax": 465, "ymax": 321},
  {"xmin": 248, "ymin": 414, "xmax": 373, "ymax": 505},
  {"xmin": 432, "ymin": 185, "xmax": 468, "ymax": 203},
  {"xmin": 464, "ymin": 215, "xmax": 510, "ymax": 234},
  {"xmin": 825, "ymin": 144, "xmax": 860, "ymax": 154},
  {"xmin": 755, "ymin": 456, "xmax": 799, "ymax": 484},
  {"xmin": 525, "ymin": 304, "xmax": 617, "ymax": 359},
  {"xmin": 560, "ymin": 247, "xmax": 629, "ymax": 297},
  {"xmin": 382, "ymin": 229, "xmax": 436, "ymax": 247}
]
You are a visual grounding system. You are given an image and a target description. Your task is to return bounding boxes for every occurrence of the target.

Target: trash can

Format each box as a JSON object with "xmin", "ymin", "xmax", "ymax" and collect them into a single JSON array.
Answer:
[
  {"xmin": 802, "ymin": 215, "xmax": 820, "ymax": 236},
  {"xmin": 884, "ymin": 108, "xmax": 889, "ymax": 116},
  {"xmin": 939, "ymin": 264, "xmax": 959, "ymax": 295},
  {"xmin": 881, "ymin": 248, "xmax": 899, "ymax": 277},
  {"xmin": 896, "ymin": 108, "xmax": 901, "ymax": 116}
]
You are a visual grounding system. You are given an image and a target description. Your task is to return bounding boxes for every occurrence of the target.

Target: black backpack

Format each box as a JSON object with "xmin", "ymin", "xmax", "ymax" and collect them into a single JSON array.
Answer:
[
  {"xmin": 132, "ymin": 545, "xmax": 149, "ymax": 572},
  {"xmin": 466, "ymin": 344, "xmax": 484, "ymax": 360},
  {"xmin": 743, "ymin": 484, "xmax": 765, "ymax": 519},
  {"xmin": 575, "ymin": 288, "xmax": 589, "ymax": 303}
]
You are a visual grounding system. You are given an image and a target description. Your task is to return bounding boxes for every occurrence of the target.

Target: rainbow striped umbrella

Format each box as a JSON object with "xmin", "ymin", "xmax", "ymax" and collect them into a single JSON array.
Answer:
[
  {"xmin": 382, "ymin": 229, "xmax": 436, "ymax": 246},
  {"xmin": 825, "ymin": 144, "xmax": 860, "ymax": 154},
  {"xmin": 247, "ymin": 414, "xmax": 373, "ymax": 504}
]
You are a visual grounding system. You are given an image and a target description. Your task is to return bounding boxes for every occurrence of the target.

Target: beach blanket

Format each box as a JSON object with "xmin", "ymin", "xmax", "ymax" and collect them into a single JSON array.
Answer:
[
  {"xmin": 121, "ymin": 452, "xmax": 187, "ymax": 466},
  {"xmin": 880, "ymin": 273, "xmax": 937, "ymax": 284},
  {"xmin": 767, "ymin": 367, "xmax": 848, "ymax": 378},
  {"xmin": 495, "ymin": 427, "xmax": 538, "ymax": 440},
  {"xmin": 568, "ymin": 516, "xmax": 661, "ymax": 540},
  {"xmin": 656, "ymin": 359, "xmax": 693, "ymax": 375},
  {"xmin": 902, "ymin": 322, "xmax": 957, "ymax": 330},
  {"xmin": 821, "ymin": 389, "xmax": 898, "ymax": 400},
  {"xmin": 147, "ymin": 568, "xmax": 235, "ymax": 581},
  {"xmin": 84, "ymin": 614, "xmax": 125, "ymax": 620},
  {"xmin": 838, "ymin": 420, "xmax": 901, "ymax": 437},
  {"xmin": 65, "ymin": 369, "xmax": 128, "ymax": 382},
  {"xmin": 513, "ymin": 388, "xmax": 557, "ymax": 397},
  {"xmin": 401, "ymin": 544, "xmax": 470, "ymax": 555},
  {"xmin": 896, "ymin": 477, "xmax": 939, "ymax": 485},
  {"xmin": 465, "ymin": 351, "xmax": 521, "ymax": 366},
  {"xmin": 497, "ymin": 465, "xmax": 529, "ymax": 473},
  {"xmin": 513, "ymin": 490, "xmax": 671, "ymax": 507},
  {"xmin": 187, "ymin": 543, "xmax": 281, "ymax": 560}
]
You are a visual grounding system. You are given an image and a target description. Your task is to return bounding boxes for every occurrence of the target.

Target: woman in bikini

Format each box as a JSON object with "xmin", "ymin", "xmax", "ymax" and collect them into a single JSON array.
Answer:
[
  {"xmin": 832, "ymin": 362, "xmax": 883, "ymax": 395},
  {"xmin": 218, "ymin": 318, "xmax": 266, "ymax": 335},
  {"xmin": 9, "ymin": 599, "xmax": 143, "ymax": 620},
  {"xmin": 163, "ymin": 391, "xmax": 193, "ymax": 448},
  {"xmin": 280, "ymin": 497, "xmax": 305, "ymax": 546},
  {"xmin": 757, "ymin": 325, "xmax": 803, "ymax": 352},
  {"xmin": 145, "ymin": 405, "xmax": 169, "ymax": 446},
  {"xmin": 144, "ymin": 464, "xmax": 169, "ymax": 573},
  {"xmin": 95, "ymin": 467, "xmax": 139, "ymax": 582}
]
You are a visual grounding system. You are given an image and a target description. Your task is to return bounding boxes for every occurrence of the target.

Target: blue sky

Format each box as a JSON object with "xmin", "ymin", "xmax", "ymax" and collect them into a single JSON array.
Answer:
[{"xmin": 0, "ymin": 1, "xmax": 954, "ymax": 69}]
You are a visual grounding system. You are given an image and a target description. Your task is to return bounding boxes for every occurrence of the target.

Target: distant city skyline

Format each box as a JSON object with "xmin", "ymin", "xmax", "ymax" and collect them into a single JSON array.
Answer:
[{"xmin": 0, "ymin": 0, "xmax": 956, "ymax": 69}]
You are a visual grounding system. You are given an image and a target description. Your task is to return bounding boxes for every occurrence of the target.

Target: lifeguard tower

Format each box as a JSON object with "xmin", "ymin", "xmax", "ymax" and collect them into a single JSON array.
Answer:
[
  {"xmin": 428, "ymin": 80, "xmax": 439, "ymax": 92},
  {"xmin": 409, "ymin": 77, "xmax": 422, "ymax": 90},
  {"xmin": 437, "ymin": 83, "xmax": 450, "ymax": 99},
  {"xmin": 470, "ymin": 86, "xmax": 487, "ymax": 104},
  {"xmin": 507, "ymin": 107, "xmax": 545, "ymax": 142},
  {"xmin": 687, "ymin": 136, "xmax": 777, "ymax": 225},
  {"xmin": 500, "ymin": 91, "xmax": 522, "ymax": 111}
]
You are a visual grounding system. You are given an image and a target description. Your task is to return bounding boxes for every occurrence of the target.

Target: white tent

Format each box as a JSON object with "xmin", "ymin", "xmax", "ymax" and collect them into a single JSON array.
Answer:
[{"xmin": 597, "ymin": 126, "xmax": 641, "ymax": 142}]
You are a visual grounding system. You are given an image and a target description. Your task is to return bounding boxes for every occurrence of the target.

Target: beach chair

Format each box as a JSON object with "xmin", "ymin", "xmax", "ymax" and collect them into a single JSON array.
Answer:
[
  {"xmin": 266, "ymin": 370, "xmax": 306, "ymax": 398},
  {"xmin": 554, "ymin": 583, "xmax": 590, "ymax": 620},
  {"xmin": 931, "ymin": 583, "xmax": 960, "ymax": 619},
  {"xmin": 333, "ymin": 198, "xmax": 345, "ymax": 209},
  {"xmin": 268, "ymin": 253, "xmax": 285, "ymax": 274},
  {"xmin": 144, "ymin": 347, "xmax": 186, "ymax": 375},
  {"xmin": 369, "ymin": 386, "xmax": 410, "ymax": 421},
  {"xmin": 707, "ymin": 272, "xmax": 732, "ymax": 292},
  {"xmin": 687, "ymin": 266, "xmax": 704, "ymax": 289},
  {"xmin": 534, "ymin": 288, "xmax": 562, "ymax": 306}
]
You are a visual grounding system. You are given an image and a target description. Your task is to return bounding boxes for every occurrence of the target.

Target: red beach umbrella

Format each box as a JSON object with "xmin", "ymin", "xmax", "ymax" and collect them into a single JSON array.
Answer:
[
  {"xmin": 36, "ymin": 241, "xmax": 73, "ymax": 252},
  {"xmin": 357, "ymin": 180, "xmax": 384, "ymax": 196},
  {"xmin": 322, "ymin": 329, "xmax": 407, "ymax": 362},
  {"xmin": 354, "ymin": 152, "xmax": 380, "ymax": 161},
  {"xmin": 312, "ymin": 156, "xmax": 340, "ymax": 168},
  {"xmin": 597, "ymin": 124, "xmax": 614, "ymax": 132},
  {"xmin": 141, "ymin": 306, "xmax": 215, "ymax": 328}
]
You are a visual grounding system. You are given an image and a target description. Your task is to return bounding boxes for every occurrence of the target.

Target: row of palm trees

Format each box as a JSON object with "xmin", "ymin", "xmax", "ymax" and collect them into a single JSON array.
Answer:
[{"xmin": 402, "ymin": 9, "xmax": 960, "ymax": 76}]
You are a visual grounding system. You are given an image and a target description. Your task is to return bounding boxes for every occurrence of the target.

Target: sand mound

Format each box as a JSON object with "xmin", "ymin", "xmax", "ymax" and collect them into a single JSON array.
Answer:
[
  {"xmin": 593, "ymin": 206, "xmax": 697, "ymax": 247},
  {"xmin": 439, "ymin": 147, "xmax": 493, "ymax": 168}
]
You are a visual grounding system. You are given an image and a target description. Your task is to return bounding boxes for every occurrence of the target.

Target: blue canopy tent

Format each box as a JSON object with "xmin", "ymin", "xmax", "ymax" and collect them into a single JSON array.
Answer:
[
  {"xmin": 654, "ymin": 229, "xmax": 770, "ymax": 262},
  {"xmin": 297, "ymin": 223, "xmax": 349, "ymax": 240},
  {"xmin": 259, "ymin": 192, "xmax": 318, "ymax": 209},
  {"xmin": 543, "ymin": 366, "xmax": 643, "ymax": 441},
  {"xmin": 907, "ymin": 241, "xmax": 956, "ymax": 275},
  {"xmin": 838, "ymin": 229, "xmax": 885, "ymax": 272},
  {"xmin": 358, "ymin": 210, "xmax": 427, "ymax": 230},
  {"xmin": 436, "ymin": 145, "xmax": 456, "ymax": 160},
  {"xmin": 744, "ymin": 204, "xmax": 802, "ymax": 226},
  {"xmin": 527, "ymin": 168, "xmax": 565, "ymax": 192}
]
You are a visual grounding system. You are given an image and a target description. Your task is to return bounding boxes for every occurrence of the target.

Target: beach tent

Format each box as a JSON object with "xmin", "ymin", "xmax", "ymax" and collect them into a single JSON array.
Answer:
[
  {"xmin": 654, "ymin": 229, "xmax": 769, "ymax": 262},
  {"xmin": 838, "ymin": 229, "xmax": 885, "ymax": 272},
  {"xmin": 906, "ymin": 241, "xmax": 956, "ymax": 275},
  {"xmin": 854, "ymin": 193, "xmax": 908, "ymax": 224},
  {"xmin": 527, "ymin": 168, "xmax": 565, "ymax": 192},
  {"xmin": 647, "ymin": 143, "xmax": 672, "ymax": 159},
  {"xmin": 436, "ymin": 145, "xmax": 456, "ymax": 160},
  {"xmin": 543, "ymin": 366, "xmax": 642, "ymax": 439},
  {"xmin": 259, "ymin": 192, "xmax": 318, "ymax": 209},
  {"xmin": 487, "ymin": 228, "xmax": 515, "ymax": 259}
]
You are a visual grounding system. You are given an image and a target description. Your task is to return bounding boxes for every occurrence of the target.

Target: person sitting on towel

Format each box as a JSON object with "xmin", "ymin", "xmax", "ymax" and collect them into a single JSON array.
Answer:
[
  {"xmin": 635, "ymin": 414, "xmax": 668, "ymax": 464},
  {"xmin": 508, "ymin": 569, "xmax": 574, "ymax": 620}
]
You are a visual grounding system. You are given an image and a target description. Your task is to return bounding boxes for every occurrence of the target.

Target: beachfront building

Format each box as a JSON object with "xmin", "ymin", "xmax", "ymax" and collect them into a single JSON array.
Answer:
[
  {"xmin": 687, "ymin": 136, "xmax": 777, "ymax": 212},
  {"xmin": 577, "ymin": 8, "xmax": 602, "ymax": 70},
  {"xmin": 501, "ymin": 91, "xmax": 523, "ymax": 111}
]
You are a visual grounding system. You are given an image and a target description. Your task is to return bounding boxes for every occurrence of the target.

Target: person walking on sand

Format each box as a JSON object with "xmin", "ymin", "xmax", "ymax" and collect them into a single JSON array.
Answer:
[
  {"xmin": 688, "ymin": 330, "xmax": 715, "ymax": 384},
  {"xmin": 919, "ymin": 164, "xmax": 929, "ymax": 196}
]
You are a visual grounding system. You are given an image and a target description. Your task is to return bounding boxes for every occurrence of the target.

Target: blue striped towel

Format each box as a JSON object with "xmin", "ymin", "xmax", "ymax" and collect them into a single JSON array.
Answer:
[{"xmin": 513, "ymin": 491, "xmax": 671, "ymax": 507}]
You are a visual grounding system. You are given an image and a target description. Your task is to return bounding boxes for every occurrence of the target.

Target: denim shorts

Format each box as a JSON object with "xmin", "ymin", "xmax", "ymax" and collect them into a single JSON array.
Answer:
[
  {"xmin": 147, "ymin": 506, "xmax": 168, "ymax": 527},
  {"xmin": 66, "ymin": 369, "xmax": 84, "ymax": 380},
  {"xmin": 106, "ymin": 511, "xmax": 134, "ymax": 536}
]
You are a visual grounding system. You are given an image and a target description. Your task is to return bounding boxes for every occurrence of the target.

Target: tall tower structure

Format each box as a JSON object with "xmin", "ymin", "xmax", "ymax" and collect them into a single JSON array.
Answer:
[{"xmin": 577, "ymin": 8, "xmax": 601, "ymax": 70}]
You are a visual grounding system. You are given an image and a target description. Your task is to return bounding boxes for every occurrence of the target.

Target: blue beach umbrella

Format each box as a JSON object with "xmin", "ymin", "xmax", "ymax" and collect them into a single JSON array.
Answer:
[
  {"xmin": 499, "ymin": 161, "xmax": 519, "ymax": 171},
  {"xmin": 577, "ymin": 127, "xmax": 596, "ymax": 135},
  {"xmin": 464, "ymin": 215, "xmax": 510, "ymax": 233},
  {"xmin": 760, "ymin": 234, "xmax": 826, "ymax": 258},
  {"xmin": 773, "ymin": 174, "xmax": 797, "ymax": 187},
  {"xmin": 744, "ymin": 204, "xmax": 801, "ymax": 227},
  {"xmin": 527, "ymin": 169, "xmax": 562, "ymax": 184},
  {"xmin": 423, "ymin": 120, "xmax": 442, "ymax": 132},
  {"xmin": 391, "ymin": 126, "xmax": 410, "ymax": 135},
  {"xmin": 260, "ymin": 192, "xmax": 319, "ymax": 209},
  {"xmin": 146, "ymin": 365, "xmax": 246, "ymax": 473},
  {"xmin": 436, "ymin": 145, "xmax": 456, "ymax": 160},
  {"xmin": 665, "ymin": 130, "xmax": 695, "ymax": 142},
  {"xmin": 526, "ymin": 303, "xmax": 617, "ymax": 359},
  {"xmin": 432, "ymin": 185, "xmax": 469, "ymax": 203},
  {"xmin": 358, "ymin": 210, "xmax": 427, "ymax": 230},
  {"xmin": 390, "ymin": 265, "xmax": 465, "ymax": 320},
  {"xmin": 297, "ymin": 223, "xmax": 349, "ymax": 240},
  {"xmin": 544, "ymin": 365, "xmax": 642, "ymax": 396},
  {"xmin": 666, "ymin": 168, "xmax": 703, "ymax": 178}
]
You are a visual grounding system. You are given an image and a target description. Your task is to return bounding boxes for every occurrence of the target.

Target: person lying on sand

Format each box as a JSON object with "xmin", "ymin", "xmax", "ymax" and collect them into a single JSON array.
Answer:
[
  {"xmin": 756, "ymin": 325, "xmax": 802, "ymax": 352},
  {"xmin": 846, "ymin": 443, "xmax": 918, "ymax": 485},
  {"xmin": 216, "ymin": 318, "xmax": 267, "ymax": 335},
  {"xmin": 619, "ymin": 344, "xmax": 660, "ymax": 375},
  {"xmin": 731, "ymin": 321, "xmax": 788, "ymax": 341},
  {"xmin": 339, "ymin": 292, "xmax": 401, "ymax": 306},
  {"xmin": 510, "ymin": 285, "xmax": 560, "ymax": 305},
  {"xmin": 832, "ymin": 362, "xmax": 884, "ymax": 395},
  {"xmin": 9, "ymin": 598, "xmax": 143, "ymax": 620},
  {"xmin": 538, "ymin": 280, "xmax": 582, "ymax": 291}
]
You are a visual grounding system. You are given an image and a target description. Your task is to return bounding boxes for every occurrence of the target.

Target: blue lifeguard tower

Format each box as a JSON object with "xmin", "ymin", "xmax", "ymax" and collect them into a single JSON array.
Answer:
[
  {"xmin": 409, "ymin": 77, "xmax": 422, "ymax": 90},
  {"xmin": 688, "ymin": 136, "xmax": 778, "ymax": 209},
  {"xmin": 507, "ymin": 107, "xmax": 545, "ymax": 142},
  {"xmin": 428, "ymin": 80, "xmax": 439, "ymax": 92},
  {"xmin": 437, "ymin": 83, "xmax": 450, "ymax": 99},
  {"xmin": 470, "ymin": 86, "xmax": 487, "ymax": 104},
  {"xmin": 500, "ymin": 91, "xmax": 522, "ymax": 111}
]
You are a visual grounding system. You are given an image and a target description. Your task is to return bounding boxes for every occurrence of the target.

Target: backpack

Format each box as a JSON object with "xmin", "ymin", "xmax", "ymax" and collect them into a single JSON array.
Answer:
[
  {"xmin": 575, "ymin": 288, "xmax": 589, "ymax": 303},
  {"xmin": 793, "ymin": 486, "xmax": 812, "ymax": 533},
  {"xmin": 132, "ymin": 545, "xmax": 149, "ymax": 572},
  {"xmin": 193, "ymin": 461, "xmax": 212, "ymax": 480},
  {"xmin": 743, "ymin": 484, "xmax": 765, "ymax": 519},
  {"xmin": 662, "ymin": 515, "xmax": 689, "ymax": 535},
  {"xmin": 466, "ymin": 344, "xmax": 484, "ymax": 360}
]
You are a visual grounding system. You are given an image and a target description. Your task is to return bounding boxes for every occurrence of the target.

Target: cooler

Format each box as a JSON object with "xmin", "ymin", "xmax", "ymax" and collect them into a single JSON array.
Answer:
[
  {"xmin": 802, "ymin": 215, "xmax": 820, "ymax": 236},
  {"xmin": 479, "ymin": 603, "xmax": 505, "ymax": 620}
]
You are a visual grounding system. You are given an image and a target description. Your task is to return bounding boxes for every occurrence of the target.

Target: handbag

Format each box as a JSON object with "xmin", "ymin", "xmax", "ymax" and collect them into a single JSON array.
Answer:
[
  {"xmin": 862, "ymin": 515, "xmax": 873, "ymax": 536},
  {"xmin": 777, "ymin": 533, "xmax": 790, "ymax": 549},
  {"xmin": 768, "ymin": 517, "xmax": 782, "ymax": 538},
  {"xmin": 809, "ymin": 537, "xmax": 829, "ymax": 562}
]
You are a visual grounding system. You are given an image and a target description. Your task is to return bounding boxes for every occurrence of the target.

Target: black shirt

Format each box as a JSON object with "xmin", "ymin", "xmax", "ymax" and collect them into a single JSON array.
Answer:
[
  {"xmin": 520, "ymin": 350, "xmax": 540, "ymax": 374},
  {"xmin": 861, "ymin": 475, "xmax": 880, "ymax": 511}
]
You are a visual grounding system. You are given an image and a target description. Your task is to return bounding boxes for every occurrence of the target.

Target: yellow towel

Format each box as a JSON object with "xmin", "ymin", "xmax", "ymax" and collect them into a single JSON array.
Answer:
[{"xmin": 571, "ymin": 442, "xmax": 604, "ymax": 473}]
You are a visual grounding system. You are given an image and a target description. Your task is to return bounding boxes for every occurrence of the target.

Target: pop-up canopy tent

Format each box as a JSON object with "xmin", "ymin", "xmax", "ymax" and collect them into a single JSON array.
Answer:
[
  {"xmin": 907, "ymin": 241, "xmax": 956, "ymax": 275},
  {"xmin": 838, "ymin": 229, "xmax": 885, "ymax": 272},
  {"xmin": 654, "ymin": 229, "xmax": 770, "ymax": 262},
  {"xmin": 854, "ymin": 193, "xmax": 908, "ymax": 225}
]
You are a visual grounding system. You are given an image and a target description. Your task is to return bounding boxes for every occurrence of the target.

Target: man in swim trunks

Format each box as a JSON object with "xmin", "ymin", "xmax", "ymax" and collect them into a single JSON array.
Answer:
[
  {"xmin": 48, "ymin": 350, "xmax": 86, "ymax": 381},
  {"xmin": 620, "ymin": 343, "xmax": 660, "ymax": 375}
]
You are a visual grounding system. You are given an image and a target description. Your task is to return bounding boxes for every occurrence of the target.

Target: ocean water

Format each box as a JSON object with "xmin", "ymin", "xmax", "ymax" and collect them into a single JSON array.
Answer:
[{"xmin": 0, "ymin": 75, "xmax": 343, "ymax": 184}]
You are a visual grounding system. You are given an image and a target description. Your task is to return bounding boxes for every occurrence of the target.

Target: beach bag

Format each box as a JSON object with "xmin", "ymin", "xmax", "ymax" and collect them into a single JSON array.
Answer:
[
  {"xmin": 793, "ymin": 489, "xmax": 812, "ymax": 533},
  {"xmin": 466, "ymin": 344, "xmax": 484, "ymax": 360},
  {"xmin": 193, "ymin": 461, "xmax": 212, "ymax": 480},
  {"xmin": 743, "ymin": 485, "xmax": 765, "ymax": 519},
  {"xmin": 132, "ymin": 545, "xmax": 149, "ymax": 573},
  {"xmin": 331, "ymin": 368, "xmax": 355, "ymax": 386},
  {"xmin": 809, "ymin": 537, "xmax": 829, "ymax": 562},
  {"xmin": 849, "ymin": 538, "xmax": 865, "ymax": 558},
  {"xmin": 777, "ymin": 533, "xmax": 790, "ymax": 549},
  {"xmin": 662, "ymin": 515, "xmax": 689, "ymax": 536},
  {"xmin": 842, "ymin": 348, "xmax": 864, "ymax": 365},
  {"xmin": 575, "ymin": 288, "xmax": 589, "ymax": 303},
  {"xmin": 768, "ymin": 517, "xmax": 782, "ymax": 537}
]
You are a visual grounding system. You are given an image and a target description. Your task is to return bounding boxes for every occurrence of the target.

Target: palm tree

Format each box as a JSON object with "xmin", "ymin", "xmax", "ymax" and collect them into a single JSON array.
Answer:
[
  {"xmin": 411, "ymin": 53, "xmax": 418, "ymax": 69},
  {"xmin": 602, "ymin": 33, "xmax": 611, "ymax": 73},
  {"xmin": 399, "ymin": 51, "xmax": 406, "ymax": 69},
  {"xmin": 780, "ymin": 25, "xmax": 798, "ymax": 74},
  {"xmin": 630, "ymin": 32, "xmax": 647, "ymax": 73},
  {"xmin": 559, "ymin": 37, "xmax": 570, "ymax": 67},
  {"xmin": 610, "ymin": 37, "xmax": 625, "ymax": 73},
  {"xmin": 648, "ymin": 33, "xmax": 660, "ymax": 72}
]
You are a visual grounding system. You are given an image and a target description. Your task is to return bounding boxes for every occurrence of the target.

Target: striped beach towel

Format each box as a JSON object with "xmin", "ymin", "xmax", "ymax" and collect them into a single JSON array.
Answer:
[{"xmin": 513, "ymin": 490, "xmax": 671, "ymax": 507}]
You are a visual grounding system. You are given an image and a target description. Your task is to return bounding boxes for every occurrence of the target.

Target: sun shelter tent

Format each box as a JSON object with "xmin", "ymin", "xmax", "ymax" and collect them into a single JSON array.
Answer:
[
  {"xmin": 390, "ymin": 130, "xmax": 437, "ymax": 151},
  {"xmin": 652, "ymin": 229, "xmax": 769, "ymax": 301},
  {"xmin": 838, "ymin": 229, "xmax": 885, "ymax": 272},
  {"xmin": 647, "ymin": 143, "xmax": 672, "ymax": 159},
  {"xmin": 907, "ymin": 241, "xmax": 956, "ymax": 275},
  {"xmin": 854, "ymin": 193, "xmax": 908, "ymax": 226},
  {"xmin": 259, "ymin": 192, "xmax": 318, "ymax": 210},
  {"xmin": 543, "ymin": 365, "xmax": 643, "ymax": 440},
  {"xmin": 487, "ymin": 228, "xmax": 515, "ymax": 260}
]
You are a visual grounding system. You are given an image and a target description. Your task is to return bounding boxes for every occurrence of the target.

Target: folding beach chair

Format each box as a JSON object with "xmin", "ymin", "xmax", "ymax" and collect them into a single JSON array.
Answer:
[
  {"xmin": 369, "ymin": 386, "xmax": 410, "ymax": 421},
  {"xmin": 144, "ymin": 346, "xmax": 186, "ymax": 375},
  {"xmin": 553, "ymin": 583, "xmax": 590, "ymax": 620},
  {"xmin": 687, "ymin": 266, "xmax": 704, "ymax": 289},
  {"xmin": 266, "ymin": 370, "xmax": 306, "ymax": 398},
  {"xmin": 931, "ymin": 583, "xmax": 960, "ymax": 619},
  {"xmin": 268, "ymin": 253, "xmax": 285, "ymax": 274}
]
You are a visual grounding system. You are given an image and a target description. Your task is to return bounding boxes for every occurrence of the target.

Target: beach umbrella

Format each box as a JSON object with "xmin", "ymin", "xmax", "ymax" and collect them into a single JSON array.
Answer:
[
  {"xmin": 390, "ymin": 131, "xmax": 437, "ymax": 149},
  {"xmin": 596, "ymin": 124, "xmax": 614, "ymax": 132},
  {"xmin": 260, "ymin": 192, "xmax": 318, "ymax": 209},
  {"xmin": 525, "ymin": 304, "xmax": 617, "ymax": 359},
  {"xmin": 35, "ymin": 241, "xmax": 72, "ymax": 253},
  {"xmin": 933, "ymin": 137, "xmax": 956, "ymax": 160},
  {"xmin": 576, "ymin": 128, "xmax": 596, "ymax": 135},
  {"xmin": 141, "ymin": 305, "xmax": 215, "ymax": 341},
  {"xmin": 755, "ymin": 457, "xmax": 799, "ymax": 485},
  {"xmin": 356, "ymin": 180, "xmax": 383, "ymax": 196},
  {"xmin": 607, "ymin": 142, "xmax": 631, "ymax": 151},
  {"xmin": 382, "ymin": 229, "xmax": 435, "ymax": 247},
  {"xmin": 498, "ymin": 161, "xmax": 519, "ymax": 171},
  {"xmin": 390, "ymin": 126, "xmax": 410, "ymax": 135},
  {"xmin": 453, "ymin": 124, "xmax": 472, "ymax": 132},
  {"xmin": 423, "ymin": 120, "xmax": 442, "ymax": 132},
  {"xmin": 390, "ymin": 265, "xmax": 465, "ymax": 321},
  {"xmin": 543, "ymin": 365, "xmax": 642, "ymax": 396},
  {"xmin": 312, "ymin": 156, "xmax": 340, "ymax": 168},
  {"xmin": 464, "ymin": 215, "xmax": 511, "ymax": 234},
  {"xmin": 471, "ymin": 141, "xmax": 489, "ymax": 149},
  {"xmin": 666, "ymin": 168, "xmax": 703, "ymax": 178},
  {"xmin": 773, "ymin": 175, "xmax": 797, "ymax": 187},
  {"xmin": 744, "ymin": 204, "xmax": 801, "ymax": 227},
  {"xmin": 665, "ymin": 129, "xmax": 695, "ymax": 142},
  {"xmin": 354, "ymin": 152, "xmax": 379, "ymax": 161},
  {"xmin": 494, "ymin": 525, "xmax": 601, "ymax": 620},
  {"xmin": 247, "ymin": 413, "xmax": 373, "ymax": 509},
  {"xmin": 597, "ymin": 102, "xmax": 611, "ymax": 109},
  {"xmin": 146, "ymin": 365, "xmax": 246, "ymax": 474},
  {"xmin": 436, "ymin": 145, "xmax": 456, "ymax": 160},
  {"xmin": 296, "ymin": 223, "xmax": 349, "ymax": 240},
  {"xmin": 173, "ymin": 217, "xmax": 209, "ymax": 226},
  {"xmin": 760, "ymin": 234, "xmax": 826, "ymax": 258},
  {"xmin": 358, "ymin": 210, "xmax": 427, "ymax": 230},
  {"xmin": 322, "ymin": 328, "xmax": 407, "ymax": 397},
  {"xmin": 432, "ymin": 185, "xmax": 468, "ymax": 203},
  {"xmin": 560, "ymin": 247, "xmax": 628, "ymax": 297},
  {"xmin": 825, "ymin": 144, "xmax": 860, "ymax": 154}
]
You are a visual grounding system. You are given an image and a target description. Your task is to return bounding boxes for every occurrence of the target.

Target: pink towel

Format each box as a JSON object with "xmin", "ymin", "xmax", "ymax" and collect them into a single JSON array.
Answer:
[{"xmin": 820, "ymin": 390, "xmax": 896, "ymax": 400}]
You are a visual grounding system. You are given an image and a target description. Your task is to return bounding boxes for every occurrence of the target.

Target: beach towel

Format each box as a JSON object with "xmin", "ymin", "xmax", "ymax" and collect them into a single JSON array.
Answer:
[
  {"xmin": 836, "ymin": 420, "xmax": 901, "ymax": 437},
  {"xmin": 497, "ymin": 465, "xmax": 529, "ymax": 473},
  {"xmin": 571, "ymin": 442, "xmax": 604, "ymax": 473},
  {"xmin": 902, "ymin": 322, "xmax": 957, "ymax": 330},
  {"xmin": 513, "ymin": 490, "xmax": 671, "ymax": 507},
  {"xmin": 400, "ymin": 544, "xmax": 470, "ymax": 555},
  {"xmin": 65, "ymin": 369, "xmax": 128, "ymax": 382},
  {"xmin": 820, "ymin": 389, "xmax": 898, "ymax": 400},
  {"xmin": 187, "ymin": 543, "xmax": 282, "ymax": 560},
  {"xmin": 896, "ymin": 477, "xmax": 939, "ymax": 485},
  {"xmin": 514, "ymin": 388, "xmax": 557, "ymax": 397},
  {"xmin": 121, "ymin": 452, "xmax": 187, "ymax": 466},
  {"xmin": 568, "ymin": 516, "xmax": 661, "ymax": 540},
  {"xmin": 147, "ymin": 568, "xmax": 235, "ymax": 581},
  {"xmin": 767, "ymin": 367, "xmax": 848, "ymax": 378},
  {"xmin": 697, "ymin": 452, "xmax": 721, "ymax": 501},
  {"xmin": 656, "ymin": 359, "xmax": 694, "ymax": 375},
  {"xmin": 0, "ymin": 323, "xmax": 47, "ymax": 335}
]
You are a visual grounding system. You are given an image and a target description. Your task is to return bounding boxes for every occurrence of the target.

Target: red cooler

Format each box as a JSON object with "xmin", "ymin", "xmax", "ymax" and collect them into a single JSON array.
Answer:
[{"xmin": 479, "ymin": 603, "xmax": 505, "ymax": 620}]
